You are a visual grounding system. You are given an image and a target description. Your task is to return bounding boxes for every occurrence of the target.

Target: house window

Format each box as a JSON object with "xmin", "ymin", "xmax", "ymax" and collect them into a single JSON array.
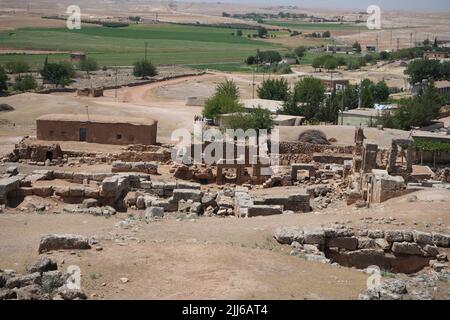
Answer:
[
  {"xmin": 49, "ymin": 130, "xmax": 54, "ymax": 135},
  {"xmin": 116, "ymin": 134, "xmax": 122, "ymax": 140}
]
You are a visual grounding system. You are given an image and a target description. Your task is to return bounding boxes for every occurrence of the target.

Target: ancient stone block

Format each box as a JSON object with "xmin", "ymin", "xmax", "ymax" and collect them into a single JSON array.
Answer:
[
  {"xmin": 391, "ymin": 242, "xmax": 423, "ymax": 255},
  {"xmin": 38, "ymin": 234, "xmax": 91, "ymax": 253},
  {"xmin": 327, "ymin": 237, "xmax": 359, "ymax": 250},
  {"xmin": 246, "ymin": 205, "xmax": 283, "ymax": 217}
]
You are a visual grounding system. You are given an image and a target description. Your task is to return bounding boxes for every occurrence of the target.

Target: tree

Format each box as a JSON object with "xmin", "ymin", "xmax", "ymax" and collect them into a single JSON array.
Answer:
[
  {"xmin": 236, "ymin": 29, "xmax": 243, "ymax": 37},
  {"xmin": 5, "ymin": 61, "xmax": 30, "ymax": 74},
  {"xmin": 202, "ymin": 80, "xmax": 242, "ymax": 119},
  {"xmin": 433, "ymin": 37, "xmax": 439, "ymax": 48},
  {"xmin": 322, "ymin": 31, "xmax": 331, "ymax": 38},
  {"xmin": 78, "ymin": 57, "xmax": 99, "ymax": 74},
  {"xmin": 281, "ymin": 77, "xmax": 325, "ymax": 120},
  {"xmin": 41, "ymin": 62, "xmax": 75, "ymax": 87},
  {"xmin": 246, "ymin": 56, "xmax": 256, "ymax": 65},
  {"xmin": 133, "ymin": 59, "xmax": 157, "ymax": 78},
  {"xmin": 0, "ymin": 66, "xmax": 8, "ymax": 93},
  {"xmin": 257, "ymin": 27, "xmax": 268, "ymax": 38},
  {"xmin": 377, "ymin": 83, "xmax": 440, "ymax": 130},
  {"xmin": 128, "ymin": 16, "xmax": 141, "ymax": 22},
  {"xmin": 324, "ymin": 56, "xmax": 338, "ymax": 71},
  {"xmin": 379, "ymin": 51, "xmax": 390, "ymax": 60},
  {"xmin": 405, "ymin": 59, "xmax": 442, "ymax": 84},
  {"xmin": 316, "ymin": 90, "xmax": 340, "ymax": 123},
  {"xmin": 360, "ymin": 79, "xmax": 375, "ymax": 108},
  {"xmin": 373, "ymin": 81, "xmax": 390, "ymax": 103},
  {"xmin": 215, "ymin": 79, "xmax": 240, "ymax": 100},
  {"xmin": 224, "ymin": 107, "xmax": 274, "ymax": 133},
  {"xmin": 256, "ymin": 51, "xmax": 282, "ymax": 64},
  {"xmin": 312, "ymin": 57, "xmax": 323, "ymax": 71},
  {"xmin": 442, "ymin": 61, "xmax": 450, "ymax": 80},
  {"xmin": 337, "ymin": 84, "xmax": 359, "ymax": 110},
  {"xmin": 203, "ymin": 94, "xmax": 243, "ymax": 119},
  {"xmin": 353, "ymin": 41, "xmax": 362, "ymax": 53},
  {"xmin": 294, "ymin": 46, "xmax": 307, "ymax": 59},
  {"xmin": 257, "ymin": 78, "xmax": 289, "ymax": 101},
  {"xmin": 14, "ymin": 74, "xmax": 37, "ymax": 91}
]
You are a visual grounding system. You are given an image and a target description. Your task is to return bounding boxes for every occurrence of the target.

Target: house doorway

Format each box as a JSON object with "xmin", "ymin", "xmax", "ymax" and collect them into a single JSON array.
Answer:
[{"xmin": 79, "ymin": 128, "xmax": 87, "ymax": 141}]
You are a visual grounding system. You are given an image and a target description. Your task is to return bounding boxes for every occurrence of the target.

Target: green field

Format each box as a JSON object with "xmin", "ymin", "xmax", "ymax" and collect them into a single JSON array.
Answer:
[
  {"xmin": 264, "ymin": 20, "xmax": 364, "ymax": 31},
  {"xmin": 0, "ymin": 23, "xmax": 287, "ymax": 68}
]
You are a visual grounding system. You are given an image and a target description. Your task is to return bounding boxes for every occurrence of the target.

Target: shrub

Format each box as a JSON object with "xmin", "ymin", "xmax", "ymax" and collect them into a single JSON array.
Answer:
[
  {"xmin": 79, "ymin": 57, "xmax": 99, "ymax": 74},
  {"xmin": 133, "ymin": 59, "xmax": 157, "ymax": 78},
  {"xmin": 14, "ymin": 74, "xmax": 37, "ymax": 91},
  {"xmin": 215, "ymin": 79, "xmax": 240, "ymax": 100},
  {"xmin": 257, "ymin": 78, "xmax": 289, "ymax": 101},
  {"xmin": 224, "ymin": 107, "xmax": 274, "ymax": 132},
  {"xmin": 41, "ymin": 62, "xmax": 75, "ymax": 87},
  {"xmin": 0, "ymin": 66, "xmax": 8, "ymax": 93},
  {"xmin": 203, "ymin": 94, "xmax": 243, "ymax": 119},
  {"xmin": 5, "ymin": 60, "xmax": 30, "ymax": 74}
]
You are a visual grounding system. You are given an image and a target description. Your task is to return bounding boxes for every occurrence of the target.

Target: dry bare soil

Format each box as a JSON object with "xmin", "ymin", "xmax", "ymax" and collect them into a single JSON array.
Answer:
[{"xmin": 0, "ymin": 188, "xmax": 449, "ymax": 299}]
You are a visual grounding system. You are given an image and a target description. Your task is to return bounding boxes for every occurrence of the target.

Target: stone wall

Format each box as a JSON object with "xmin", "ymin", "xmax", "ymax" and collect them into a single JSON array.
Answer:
[
  {"xmin": 274, "ymin": 226, "xmax": 449, "ymax": 274},
  {"xmin": 279, "ymin": 142, "xmax": 354, "ymax": 165}
]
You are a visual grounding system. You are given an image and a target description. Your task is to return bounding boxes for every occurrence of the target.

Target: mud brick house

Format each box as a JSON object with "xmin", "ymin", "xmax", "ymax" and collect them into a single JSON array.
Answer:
[{"xmin": 36, "ymin": 114, "xmax": 157, "ymax": 145}]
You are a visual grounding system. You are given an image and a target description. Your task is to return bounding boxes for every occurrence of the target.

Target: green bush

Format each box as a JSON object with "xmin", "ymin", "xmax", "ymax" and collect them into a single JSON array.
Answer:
[
  {"xmin": 224, "ymin": 107, "xmax": 274, "ymax": 132},
  {"xmin": 5, "ymin": 60, "xmax": 30, "ymax": 74},
  {"xmin": 79, "ymin": 58, "xmax": 99, "ymax": 74},
  {"xmin": 133, "ymin": 59, "xmax": 157, "ymax": 78},
  {"xmin": 14, "ymin": 74, "xmax": 37, "ymax": 91},
  {"xmin": 41, "ymin": 62, "xmax": 75, "ymax": 87},
  {"xmin": 257, "ymin": 78, "xmax": 289, "ymax": 101},
  {"xmin": 203, "ymin": 94, "xmax": 243, "ymax": 119},
  {"xmin": 215, "ymin": 79, "xmax": 240, "ymax": 100},
  {"xmin": 0, "ymin": 66, "xmax": 8, "ymax": 93}
]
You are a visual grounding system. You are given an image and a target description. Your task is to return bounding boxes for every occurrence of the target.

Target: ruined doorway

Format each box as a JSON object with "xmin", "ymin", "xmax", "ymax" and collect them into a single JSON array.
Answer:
[
  {"xmin": 45, "ymin": 151, "xmax": 53, "ymax": 161},
  {"xmin": 79, "ymin": 128, "xmax": 87, "ymax": 141}
]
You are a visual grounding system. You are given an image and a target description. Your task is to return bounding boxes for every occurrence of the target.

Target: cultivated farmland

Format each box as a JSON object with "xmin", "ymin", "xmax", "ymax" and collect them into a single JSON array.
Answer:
[{"xmin": 0, "ymin": 23, "xmax": 286, "ymax": 67}]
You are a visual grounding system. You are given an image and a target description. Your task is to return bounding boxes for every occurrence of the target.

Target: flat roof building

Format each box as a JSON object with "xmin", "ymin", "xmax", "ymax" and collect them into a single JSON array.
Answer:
[
  {"xmin": 435, "ymin": 80, "xmax": 450, "ymax": 95},
  {"xmin": 36, "ymin": 114, "xmax": 157, "ymax": 145},
  {"xmin": 341, "ymin": 108, "xmax": 393, "ymax": 127}
]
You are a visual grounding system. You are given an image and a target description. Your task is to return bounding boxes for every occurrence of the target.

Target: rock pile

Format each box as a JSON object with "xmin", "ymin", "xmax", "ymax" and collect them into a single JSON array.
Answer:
[{"xmin": 0, "ymin": 257, "xmax": 87, "ymax": 300}]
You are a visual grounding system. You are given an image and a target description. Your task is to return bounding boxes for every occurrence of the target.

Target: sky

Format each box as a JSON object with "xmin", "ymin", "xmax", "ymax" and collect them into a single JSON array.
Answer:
[{"xmin": 184, "ymin": 0, "xmax": 450, "ymax": 12}]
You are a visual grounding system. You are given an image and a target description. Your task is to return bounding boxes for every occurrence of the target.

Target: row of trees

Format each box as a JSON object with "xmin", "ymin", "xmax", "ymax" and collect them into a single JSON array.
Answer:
[
  {"xmin": 312, "ymin": 53, "xmax": 378, "ymax": 72},
  {"xmin": 377, "ymin": 83, "xmax": 441, "ymax": 130},
  {"xmin": 255, "ymin": 77, "xmax": 390, "ymax": 123},
  {"xmin": 405, "ymin": 59, "xmax": 450, "ymax": 84},
  {"xmin": 0, "ymin": 57, "xmax": 158, "ymax": 92}
]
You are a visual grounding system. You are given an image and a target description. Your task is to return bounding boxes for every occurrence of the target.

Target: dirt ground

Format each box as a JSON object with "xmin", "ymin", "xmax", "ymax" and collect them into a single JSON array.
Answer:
[{"xmin": 0, "ymin": 188, "xmax": 449, "ymax": 299}]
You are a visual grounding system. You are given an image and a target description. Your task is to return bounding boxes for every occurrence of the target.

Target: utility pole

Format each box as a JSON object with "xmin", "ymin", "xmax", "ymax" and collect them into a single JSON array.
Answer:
[
  {"xmin": 397, "ymin": 38, "xmax": 400, "ymax": 51},
  {"xmin": 376, "ymin": 35, "xmax": 379, "ymax": 52},
  {"xmin": 115, "ymin": 67, "xmax": 118, "ymax": 100},
  {"xmin": 390, "ymin": 30, "xmax": 393, "ymax": 48},
  {"xmin": 410, "ymin": 32, "xmax": 413, "ymax": 48},
  {"xmin": 252, "ymin": 69, "xmax": 256, "ymax": 99},
  {"xmin": 341, "ymin": 87, "xmax": 344, "ymax": 125},
  {"xmin": 85, "ymin": 106, "xmax": 90, "ymax": 122}
]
